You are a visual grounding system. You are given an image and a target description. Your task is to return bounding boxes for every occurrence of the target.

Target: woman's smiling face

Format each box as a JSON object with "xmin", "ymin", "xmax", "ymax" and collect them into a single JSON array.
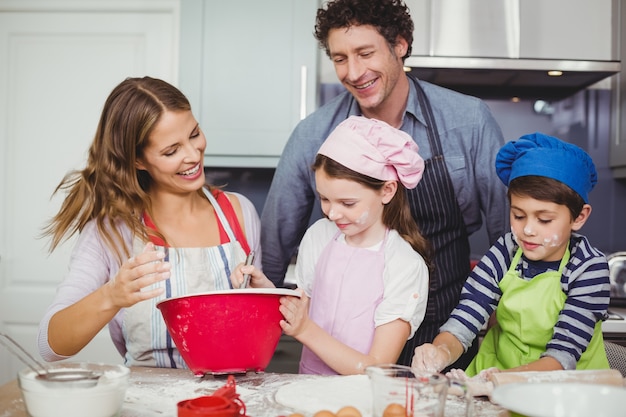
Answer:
[{"xmin": 136, "ymin": 110, "xmax": 206, "ymax": 194}]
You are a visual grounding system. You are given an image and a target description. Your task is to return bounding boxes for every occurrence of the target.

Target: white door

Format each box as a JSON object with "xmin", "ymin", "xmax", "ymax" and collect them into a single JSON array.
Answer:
[{"xmin": 0, "ymin": 1, "xmax": 180, "ymax": 385}]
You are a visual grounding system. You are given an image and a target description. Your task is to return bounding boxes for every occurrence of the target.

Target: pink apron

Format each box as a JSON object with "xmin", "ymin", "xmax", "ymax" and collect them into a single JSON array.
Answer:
[{"xmin": 299, "ymin": 230, "xmax": 387, "ymax": 375}]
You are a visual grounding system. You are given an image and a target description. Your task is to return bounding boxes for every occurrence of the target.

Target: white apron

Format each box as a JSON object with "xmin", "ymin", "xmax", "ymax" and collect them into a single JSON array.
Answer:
[
  {"xmin": 123, "ymin": 189, "xmax": 247, "ymax": 368},
  {"xmin": 299, "ymin": 230, "xmax": 387, "ymax": 375}
]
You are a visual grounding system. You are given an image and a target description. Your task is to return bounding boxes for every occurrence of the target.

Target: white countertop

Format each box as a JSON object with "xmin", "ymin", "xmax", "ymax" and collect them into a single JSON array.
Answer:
[
  {"xmin": 0, "ymin": 367, "xmax": 508, "ymax": 417},
  {"xmin": 604, "ymin": 307, "xmax": 626, "ymax": 334}
]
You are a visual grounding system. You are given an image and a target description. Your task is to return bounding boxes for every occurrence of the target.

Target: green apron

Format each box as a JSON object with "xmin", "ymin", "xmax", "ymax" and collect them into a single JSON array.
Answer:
[{"xmin": 466, "ymin": 246, "xmax": 608, "ymax": 376}]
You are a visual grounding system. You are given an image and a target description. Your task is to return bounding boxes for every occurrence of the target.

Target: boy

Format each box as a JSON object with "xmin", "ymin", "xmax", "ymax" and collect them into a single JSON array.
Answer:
[{"xmin": 412, "ymin": 132, "xmax": 610, "ymax": 376}]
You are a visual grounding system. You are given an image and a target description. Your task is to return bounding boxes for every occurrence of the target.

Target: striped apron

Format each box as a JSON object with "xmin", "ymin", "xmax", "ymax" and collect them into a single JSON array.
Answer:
[
  {"xmin": 395, "ymin": 77, "xmax": 474, "ymax": 366},
  {"xmin": 122, "ymin": 188, "xmax": 248, "ymax": 368}
]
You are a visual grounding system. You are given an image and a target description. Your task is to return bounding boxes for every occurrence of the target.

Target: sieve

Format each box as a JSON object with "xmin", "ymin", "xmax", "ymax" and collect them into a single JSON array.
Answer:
[{"xmin": 0, "ymin": 332, "xmax": 101, "ymax": 388}]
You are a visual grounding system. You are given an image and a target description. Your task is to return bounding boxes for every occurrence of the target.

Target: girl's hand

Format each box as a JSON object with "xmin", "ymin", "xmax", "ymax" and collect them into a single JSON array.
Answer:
[
  {"xmin": 104, "ymin": 242, "xmax": 171, "ymax": 308},
  {"xmin": 279, "ymin": 289, "xmax": 310, "ymax": 336},
  {"xmin": 229, "ymin": 263, "xmax": 275, "ymax": 288}
]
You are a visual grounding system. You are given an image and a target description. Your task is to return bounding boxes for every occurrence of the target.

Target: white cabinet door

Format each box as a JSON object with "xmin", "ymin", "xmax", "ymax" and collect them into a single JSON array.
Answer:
[
  {"xmin": 179, "ymin": 0, "xmax": 319, "ymax": 168},
  {"xmin": 0, "ymin": 1, "xmax": 179, "ymax": 385}
]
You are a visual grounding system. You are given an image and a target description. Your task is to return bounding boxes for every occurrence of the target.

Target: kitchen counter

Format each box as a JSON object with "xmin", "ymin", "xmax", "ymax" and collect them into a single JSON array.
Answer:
[
  {"xmin": 603, "ymin": 307, "xmax": 626, "ymax": 334},
  {"xmin": 0, "ymin": 367, "xmax": 508, "ymax": 417}
]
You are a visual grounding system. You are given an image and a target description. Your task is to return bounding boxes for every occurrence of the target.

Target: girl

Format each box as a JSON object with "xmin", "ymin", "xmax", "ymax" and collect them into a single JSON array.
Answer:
[
  {"xmin": 412, "ymin": 132, "xmax": 610, "ymax": 377},
  {"xmin": 233, "ymin": 116, "xmax": 430, "ymax": 375},
  {"xmin": 38, "ymin": 77, "xmax": 260, "ymax": 368}
]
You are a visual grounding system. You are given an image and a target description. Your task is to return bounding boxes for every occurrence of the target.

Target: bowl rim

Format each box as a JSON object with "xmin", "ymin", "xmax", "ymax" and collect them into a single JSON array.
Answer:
[
  {"xmin": 491, "ymin": 382, "xmax": 626, "ymax": 417},
  {"xmin": 156, "ymin": 287, "xmax": 301, "ymax": 307}
]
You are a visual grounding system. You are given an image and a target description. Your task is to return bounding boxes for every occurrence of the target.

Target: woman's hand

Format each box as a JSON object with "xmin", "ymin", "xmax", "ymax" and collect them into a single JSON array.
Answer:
[
  {"xmin": 229, "ymin": 263, "xmax": 275, "ymax": 288},
  {"xmin": 103, "ymin": 242, "xmax": 171, "ymax": 308},
  {"xmin": 279, "ymin": 289, "xmax": 310, "ymax": 337}
]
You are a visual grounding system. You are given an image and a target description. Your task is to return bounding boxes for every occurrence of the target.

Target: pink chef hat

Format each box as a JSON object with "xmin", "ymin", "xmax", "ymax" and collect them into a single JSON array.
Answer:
[{"xmin": 317, "ymin": 116, "xmax": 425, "ymax": 189}]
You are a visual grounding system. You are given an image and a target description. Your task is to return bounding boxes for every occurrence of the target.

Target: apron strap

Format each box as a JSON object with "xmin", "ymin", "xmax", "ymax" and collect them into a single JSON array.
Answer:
[
  {"xmin": 142, "ymin": 212, "xmax": 167, "ymax": 246},
  {"xmin": 397, "ymin": 75, "xmax": 472, "ymax": 365},
  {"xmin": 141, "ymin": 187, "xmax": 250, "ymax": 254},
  {"xmin": 205, "ymin": 188, "xmax": 251, "ymax": 254}
]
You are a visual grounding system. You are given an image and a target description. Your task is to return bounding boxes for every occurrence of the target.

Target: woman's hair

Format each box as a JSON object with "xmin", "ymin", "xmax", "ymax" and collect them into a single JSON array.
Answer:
[
  {"xmin": 313, "ymin": 154, "xmax": 432, "ymax": 268},
  {"xmin": 42, "ymin": 76, "xmax": 193, "ymax": 262},
  {"xmin": 314, "ymin": 0, "xmax": 414, "ymax": 61},
  {"xmin": 508, "ymin": 176, "xmax": 585, "ymax": 220}
]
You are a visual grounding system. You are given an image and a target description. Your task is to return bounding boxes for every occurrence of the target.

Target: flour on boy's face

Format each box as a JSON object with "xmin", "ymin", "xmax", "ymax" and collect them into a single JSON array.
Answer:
[{"xmin": 509, "ymin": 195, "xmax": 574, "ymax": 262}]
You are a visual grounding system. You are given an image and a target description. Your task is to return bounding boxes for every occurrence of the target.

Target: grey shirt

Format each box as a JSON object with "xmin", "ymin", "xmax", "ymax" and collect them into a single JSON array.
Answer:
[{"xmin": 261, "ymin": 77, "xmax": 509, "ymax": 285}]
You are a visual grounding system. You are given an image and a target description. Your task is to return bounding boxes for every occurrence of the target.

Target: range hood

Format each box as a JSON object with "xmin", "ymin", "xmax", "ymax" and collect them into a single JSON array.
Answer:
[
  {"xmin": 405, "ymin": 56, "xmax": 620, "ymax": 101},
  {"xmin": 404, "ymin": 0, "xmax": 621, "ymax": 101}
]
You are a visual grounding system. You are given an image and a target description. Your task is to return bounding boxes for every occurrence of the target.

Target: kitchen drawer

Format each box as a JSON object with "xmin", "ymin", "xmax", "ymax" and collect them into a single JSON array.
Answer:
[{"xmin": 265, "ymin": 334, "xmax": 302, "ymax": 374}]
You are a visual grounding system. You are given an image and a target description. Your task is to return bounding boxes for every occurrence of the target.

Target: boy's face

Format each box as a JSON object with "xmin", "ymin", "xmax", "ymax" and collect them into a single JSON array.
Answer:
[{"xmin": 509, "ymin": 194, "xmax": 577, "ymax": 262}]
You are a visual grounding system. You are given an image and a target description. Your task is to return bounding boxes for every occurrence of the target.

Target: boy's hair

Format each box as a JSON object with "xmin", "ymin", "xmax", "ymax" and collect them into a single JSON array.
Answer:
[
  {"xmin": 313, "ymin": 154, "xmax": 432, "ymax": 269},
  {"xmin": 314, "ymin": 0, "xmax": 414, "ymax": 61},
  {"xmin": 508, "ymin": 176, "xmax": 585, "ymax": 220}
]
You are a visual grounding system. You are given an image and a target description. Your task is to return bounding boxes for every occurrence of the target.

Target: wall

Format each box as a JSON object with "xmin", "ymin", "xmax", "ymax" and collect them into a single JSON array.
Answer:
[{"xmin": 550, "ymin": 89, "xmax": 626, "ymax": 254}]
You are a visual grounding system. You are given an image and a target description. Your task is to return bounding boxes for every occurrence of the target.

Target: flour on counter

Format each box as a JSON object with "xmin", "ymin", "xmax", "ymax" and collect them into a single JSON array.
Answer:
[
  {"xmin": 124, "ymin": 376, "xmax": 220, "ymax": 416},
  {"xmin": 275, "ymin": 375, "xmax": 372, "ymax": 416},
  {"xmin": 123, "ymin": 372, "xmax": 298, "ymax": 417}
]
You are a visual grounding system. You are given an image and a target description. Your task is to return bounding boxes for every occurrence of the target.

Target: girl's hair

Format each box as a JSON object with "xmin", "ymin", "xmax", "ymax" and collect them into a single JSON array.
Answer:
[
  {"xmin": 313, "ymin": 154, "xmax": 432, "ymax": 269},
  {"xmin": 42, "ymin": 76, "xmax": 194, "ymax": 262},
  {"xmin": 508, "ymin": 176, "xmax": 585, "ymax": 220}
]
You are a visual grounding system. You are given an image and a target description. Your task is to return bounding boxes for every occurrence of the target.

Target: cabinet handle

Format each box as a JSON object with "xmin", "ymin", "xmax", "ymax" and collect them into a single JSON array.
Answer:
[{"xmin": 300, "ymin": 65, "xmax": 307, "ymax": 120}]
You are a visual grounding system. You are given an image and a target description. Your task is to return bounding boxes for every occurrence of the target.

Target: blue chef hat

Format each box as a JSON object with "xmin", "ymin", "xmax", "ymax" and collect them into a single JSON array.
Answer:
[{"xmin": 495, "ymin": 132, "xmax": 597, "ymax": 203}]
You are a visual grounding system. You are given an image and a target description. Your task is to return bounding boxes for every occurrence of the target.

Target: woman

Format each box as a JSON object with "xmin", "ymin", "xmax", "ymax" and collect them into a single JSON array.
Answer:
[{"xmin": 38, "ymin": 76, "xmax": 260, "ymax": 368}]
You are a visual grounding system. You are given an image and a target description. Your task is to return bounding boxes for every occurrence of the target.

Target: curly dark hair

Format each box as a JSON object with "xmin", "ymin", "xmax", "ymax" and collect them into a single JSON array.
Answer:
[{"xmin": 314, "ymin": 0, "xmax": 414, "ymax": 61}]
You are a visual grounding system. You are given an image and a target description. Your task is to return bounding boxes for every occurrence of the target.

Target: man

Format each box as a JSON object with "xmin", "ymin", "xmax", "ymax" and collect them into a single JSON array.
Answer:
[{"xmin": 261, "ymin": 0, "xmax": 508, "ymax": 367}]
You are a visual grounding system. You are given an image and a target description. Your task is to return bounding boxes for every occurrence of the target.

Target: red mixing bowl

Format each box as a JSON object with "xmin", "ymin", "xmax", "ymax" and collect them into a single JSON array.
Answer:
[{"xmin": 156, "ymin": 288, "xmax": 299, "ymax": 376}]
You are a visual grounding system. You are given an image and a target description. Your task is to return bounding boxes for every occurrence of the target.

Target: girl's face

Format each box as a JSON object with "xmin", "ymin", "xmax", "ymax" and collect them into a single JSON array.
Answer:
[
  {"xmin": 509, "ymin": 194, "xmax": 581, "ymax": 262},
  {"xmin": 315, "ymin": 170, "xmax": 396, "ymax": 247},
  {"xmin": 136, "ymin": 110, "xmax": 206, "ymax": 194}
]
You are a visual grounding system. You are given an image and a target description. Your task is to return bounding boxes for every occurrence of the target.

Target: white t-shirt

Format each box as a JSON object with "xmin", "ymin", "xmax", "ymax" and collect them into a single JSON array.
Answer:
[{"xmin": 295, "ymin": 218, "xmax": 429, "ymax": 338}]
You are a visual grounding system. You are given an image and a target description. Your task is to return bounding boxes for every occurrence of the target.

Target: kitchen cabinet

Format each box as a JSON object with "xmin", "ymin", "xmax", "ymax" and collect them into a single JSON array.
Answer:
[
  {"xmin": 179, "ymin": 0, "xmax": 319, "ymax": 168},
  {"xmin": 610, "ymin": 0, "xmax": 626, "ymax": 177},
  {"xmin": 611, "ymin": 87, "xmax": 626, "ymax": 177},
  {"xmin": 519, "ymin": 0, "xmax": 614, "ymax": 61},
  {"xmin": 0, "ymin": 0, "xmax": 180, "ymax": 385},
  {"xmin": 406, "ymin": 0, "xmax": 616, "ymax": 61}
]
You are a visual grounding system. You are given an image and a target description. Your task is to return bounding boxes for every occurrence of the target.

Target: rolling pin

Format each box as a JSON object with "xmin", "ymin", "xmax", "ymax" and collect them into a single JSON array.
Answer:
[
  {"xmin": 448, "ymin": 369, "xmax": 624, "ymax": 397},
  {"xmin": 489, "ymin": 369, "xmax": 624, "ymax": 387}
]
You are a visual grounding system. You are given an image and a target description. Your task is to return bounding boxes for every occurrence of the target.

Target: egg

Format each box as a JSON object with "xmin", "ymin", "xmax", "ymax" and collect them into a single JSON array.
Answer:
[
  {"xmin": 313, "ymin": 410, "xmax": 336, "ymax": 417},
  {"xmin": 382, "ymin": 403, "xmax": 406, "ymax": 417},
  {"xmin": 335, "ymin": 405, "xmax": 362, "ymax": 417}
]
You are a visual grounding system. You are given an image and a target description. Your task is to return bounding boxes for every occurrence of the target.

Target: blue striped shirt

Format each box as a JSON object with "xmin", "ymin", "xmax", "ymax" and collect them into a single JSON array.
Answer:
[{"xmin": 441, "ymin": 232, "xmax": 610, "ymax": 370}]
